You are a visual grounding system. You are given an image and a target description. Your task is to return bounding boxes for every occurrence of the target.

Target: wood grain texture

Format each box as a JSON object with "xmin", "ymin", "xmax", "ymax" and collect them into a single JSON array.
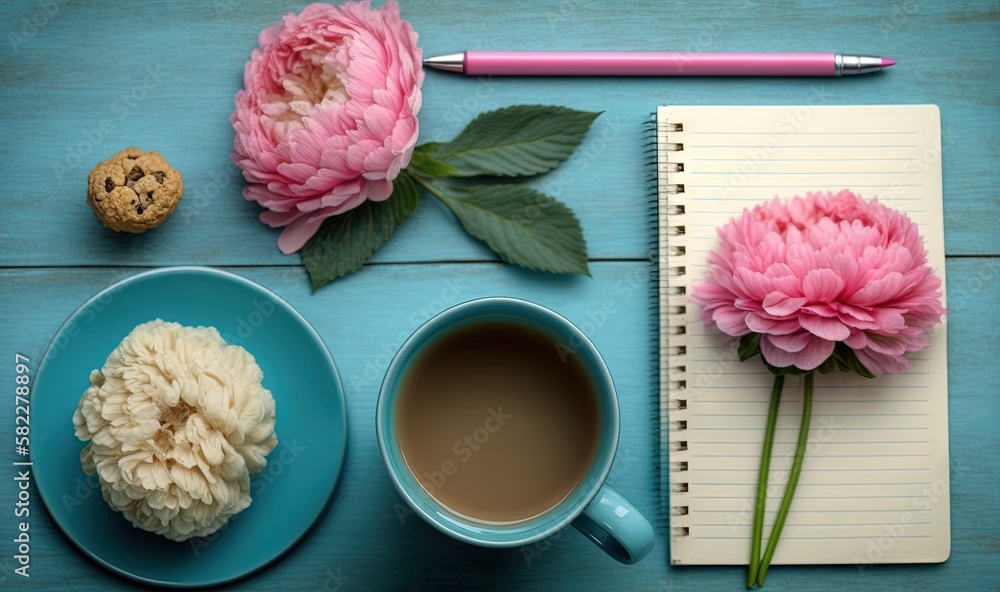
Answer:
[
  {"xmin": 0, "ymin": 0, "xmax": 998, "ymax": 590},
  {"xmin": 1, "ymin": 0, "xmax": 998, "ymax": 265},
  {"xmin": 0, "ymin": 261, "xmax": 998, "ymax": 591}
]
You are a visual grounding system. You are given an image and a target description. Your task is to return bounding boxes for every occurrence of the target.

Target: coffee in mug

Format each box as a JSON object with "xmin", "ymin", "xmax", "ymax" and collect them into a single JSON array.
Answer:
[
  {"xmin": 377, "ymin": 298, "xmax": 654, "ymax": 564},
  {"xmin": 394, "ymin": 320, "xmax": 601, "ymax": 524}
]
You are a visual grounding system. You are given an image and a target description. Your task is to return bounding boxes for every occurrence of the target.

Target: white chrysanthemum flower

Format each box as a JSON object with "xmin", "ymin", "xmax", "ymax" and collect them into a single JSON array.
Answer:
[{"xmin": 73, "ymin": 319, "xmax": 278, "ymax": 541}]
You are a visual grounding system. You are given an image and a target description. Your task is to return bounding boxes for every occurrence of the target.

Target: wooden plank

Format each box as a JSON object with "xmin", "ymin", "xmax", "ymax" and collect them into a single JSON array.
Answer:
[
  {"xmin": 1, "ymin": 0, "xmax": 997, "ymax": 267},
  {"xmin": 0, "ymin": 258, "xmax": 997, "ymax": 590}
]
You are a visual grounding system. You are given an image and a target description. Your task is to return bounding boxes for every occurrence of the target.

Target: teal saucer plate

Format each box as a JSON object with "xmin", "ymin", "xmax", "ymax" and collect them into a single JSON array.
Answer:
[{"xmin": 30, "ymin": 267, "xmax": 347, "ymax": 588}]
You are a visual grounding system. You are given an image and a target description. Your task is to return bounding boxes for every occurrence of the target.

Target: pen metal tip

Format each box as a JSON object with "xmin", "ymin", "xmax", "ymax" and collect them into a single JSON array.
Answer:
[
  {"xmin": 881, "ymin": 58, "xmax": 897, "ymax": 68},
  {"xmin": 422, "ymin": 53, "xmax": 465, "ymax": 73}
]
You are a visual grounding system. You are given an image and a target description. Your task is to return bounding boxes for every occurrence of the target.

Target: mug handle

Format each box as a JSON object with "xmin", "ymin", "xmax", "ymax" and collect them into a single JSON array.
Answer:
[{"xmin": 571, "ymin": 484, "xmax": 655, "ymax": 564}]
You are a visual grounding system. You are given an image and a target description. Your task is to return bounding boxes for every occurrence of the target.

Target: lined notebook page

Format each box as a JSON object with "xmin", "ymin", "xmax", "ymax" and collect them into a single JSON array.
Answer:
[{"xmin": 657, "ymin": 105, "xmax": 950, "ymax": 566}]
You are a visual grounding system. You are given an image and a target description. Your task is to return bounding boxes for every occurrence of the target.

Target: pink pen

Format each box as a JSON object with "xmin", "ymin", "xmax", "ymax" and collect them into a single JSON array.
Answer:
[{"xmin": 423, "ymin": 52, "xmax": 895, "ymax": 77}]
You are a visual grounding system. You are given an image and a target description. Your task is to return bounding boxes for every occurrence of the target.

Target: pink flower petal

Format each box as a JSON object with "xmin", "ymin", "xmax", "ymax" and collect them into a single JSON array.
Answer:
[
  {"xmin": 745, "ymin": 313, "xmax": 801, "ymax": 336},
  {"xmin": 734, "ymin": 268, "xmax": 773, "ymax": 301},
  {"xmin": 836, "ymin": 302, "xmax": 875, "ymax": 323},
  {"xmin": 367, "ymin": 179, "xmax": 394, "ymax": 201},
  {"xmin": 802, "ymin": 268, "xmax": 845, "ymax": 302},
  {"xmin": 851, "ymin": 272, "xmax": 906, "ymax": 307},
  {"xmin": 259, "ymin": 209, "xmax": 304, "ymax": 228},
  {"xmin": 770, "ymin": 275, "xmax": 802, "ymax": 298},
  {"xmin": 855, "ymin": 348, "xmax": 911, "ymax": 375},
  {"xmin": 277, "ymin": 214, "xmax": 325, "ymax": 255},
  {"xmin": 844, "ymin": 329, "xmax": 868, "ymax": 349},
  {"xmin": 711, "ymin": 307, "xmax": 751, "ymax": 336},
  {"xmin": 761, "ymin": 334, "xmax": 834, "ymax": 370},
  {"xmin": 791, "ymin": 336, "xmax": 836, "ymax": 371},
  {"xmin": 759, "ymin": 336, "xmax": 800, "ymax": 368},
  {"xmin": 765, "ymin": 331, "xmax": 812, "ymax": 353},
  {"xmin": 863, "ymin": 333, "xmax": 908, "ymax": 356},
  {"xmin": 799, "ymin": 313, "xmax": 852, "ymax": 341},
  {"xmin": 802, "ymin": 303, "xmax": 837, "ymax": 318},
  {"xmin": 762, "ymin": 293, "xmax": 808, "ymax": 317},
  {"xmin": 869, "ymin": 307, "xmax": 907, "ymax": 334}
]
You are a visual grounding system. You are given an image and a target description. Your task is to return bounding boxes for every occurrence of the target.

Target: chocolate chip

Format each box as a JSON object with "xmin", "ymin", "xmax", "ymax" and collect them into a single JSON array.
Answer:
[
  {"xmin": 127, "ymin": 166, "xmax": 143, "ymax": 185},
  {"xmin": 104, "ymin": 177, "xmax": 114, "ymax": 192},
  {"xmin": 147, "ymin": 192, "xmax": 154, "ymax": 201},
  {"xmin": 154, "ymin": 171, "xmax": 164, "ymax": 183},
  {"xmin": 136, "ymin": 205, "xmax": 144, "ymax": 215}
]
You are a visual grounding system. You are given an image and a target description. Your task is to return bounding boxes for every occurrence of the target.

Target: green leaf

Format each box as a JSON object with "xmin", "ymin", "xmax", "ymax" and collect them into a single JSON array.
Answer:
[
  {"xmin": 816, "ymin": 355, "xmax": 838, "ymax": 375},
  {"xmin": 395, "ymin": 171, "xmax": 420, "ymax": 213},
  {"xmin": 435, "ymin": 183, "xmax": 589, "ymax": 275},
  {"xmin": 762, "ymin": 358, "xmax": 812, "ymax": 376},
  {"xmin": 831, "ymin": 343, "xmax": 877, "ymax": 379},
  {"xmin": 408, "ymin": 143, "xmax": 457, "ymax": 178},
  {"xmin": 738, "ymin": 333, "xmax": 762, "ymax": 362},
  {"xmin": 301, "ymin": 174, "xmax": 418, "ymax": 290},
  {"xmin": 433, "ymin": 105, "xmax": 601, "ymax": 177}
]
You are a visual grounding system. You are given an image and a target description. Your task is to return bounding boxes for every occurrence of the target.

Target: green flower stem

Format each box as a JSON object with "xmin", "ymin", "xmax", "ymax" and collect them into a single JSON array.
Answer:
[
  {"xmin": 404, "ymin": 169, "xmax": 452, "ymax": 209},
  {"xmin": 756, "ymin": 372, "xmax": 814, "ymax": 587},
  {"xmin": 748, "ymin": 374, "xmax": 785, "ymax": 588}
]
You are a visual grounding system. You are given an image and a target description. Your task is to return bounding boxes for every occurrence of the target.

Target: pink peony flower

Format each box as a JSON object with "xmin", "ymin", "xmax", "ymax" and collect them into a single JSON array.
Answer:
[
  {"xmin": 230, "ymin": 1, "xmax": 423, "ymax": 254},
  {"xmin": 691, "ymin": 190, "xmax": 946, "ymax": 375}
]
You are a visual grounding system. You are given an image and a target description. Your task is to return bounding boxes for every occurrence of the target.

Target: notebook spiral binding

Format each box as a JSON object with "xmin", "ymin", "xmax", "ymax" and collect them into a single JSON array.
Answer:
[
  {"xmin": 644, "ymin": 116, "xmax": 666, "ymax": 530},
  {"xmin": 655, "ymin": 114, "xmax": 692, "ymax": 539}
]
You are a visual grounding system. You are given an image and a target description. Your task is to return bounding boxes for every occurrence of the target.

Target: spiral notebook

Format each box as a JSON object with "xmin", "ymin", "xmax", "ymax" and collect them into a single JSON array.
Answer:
[{"xmin": 655, "ymin": 105, "xmax": 950, "ymax": 566}]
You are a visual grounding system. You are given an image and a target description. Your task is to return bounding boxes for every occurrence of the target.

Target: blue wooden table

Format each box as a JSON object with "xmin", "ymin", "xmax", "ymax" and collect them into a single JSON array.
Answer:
[{"xmin": 2, "ymin": 1, "xmax": 998, "ymax": 590}]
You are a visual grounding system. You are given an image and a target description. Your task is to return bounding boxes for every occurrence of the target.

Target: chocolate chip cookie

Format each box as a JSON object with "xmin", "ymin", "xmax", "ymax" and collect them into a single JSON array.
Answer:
[{"xmin": 87, "ymin": 147, "xmax": 183, "ymax": 233}]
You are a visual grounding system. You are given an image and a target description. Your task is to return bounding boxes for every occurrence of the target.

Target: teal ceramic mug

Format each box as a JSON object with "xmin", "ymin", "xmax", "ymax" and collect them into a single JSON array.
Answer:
[{"xmin": 376, "ymin": 297, "xmax": 655, "ymax": 564}]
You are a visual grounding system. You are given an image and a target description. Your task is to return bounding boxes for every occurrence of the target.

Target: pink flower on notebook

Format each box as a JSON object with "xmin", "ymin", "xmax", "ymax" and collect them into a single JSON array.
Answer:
[
  {"xmin": 692, "ymin": 189, "xmax": 945, "ymax": 376},
  {"xmin": 691, "ymin": 190, "xmax": 946, "ymax": 588}
]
